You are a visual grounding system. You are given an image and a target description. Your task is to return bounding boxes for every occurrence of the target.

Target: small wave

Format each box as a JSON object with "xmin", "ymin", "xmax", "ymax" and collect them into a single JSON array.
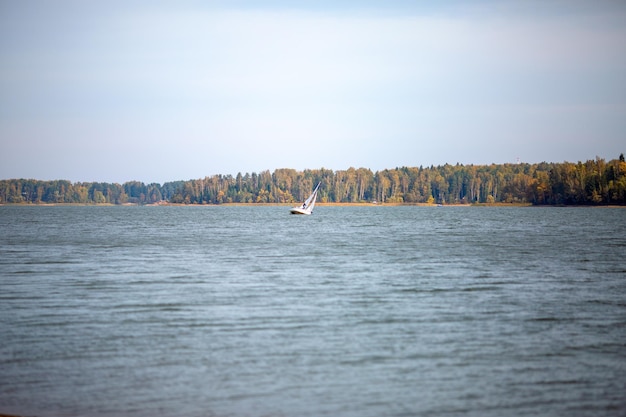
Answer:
[
  {"xmin": 461, "ymin": 285, "xmax": 500, "ymax": 292},
  {"xmin": 398, "ymin": 286, "xmax": 500, "ymax": 294},
  {"xmin": 112, "ymin": 303, "xmax": 188, "ymax": 312},
  {"xmin": 536, "ymin": 379, "xmax": 583, "ymax": 385},
  {"xmin": 21, "ymin": 260, "xmax": 78, "ymax": 265},
  {"xmin": 355, "ymin": 317, "xmax": 414, "ymax": 326},
  {"xmin": 340, "ymin": 354, "xmax": 393, "ymax": 366},
  {"xmin": 528, "ymin": 317, "xmax": 562, "ymax": 322}
]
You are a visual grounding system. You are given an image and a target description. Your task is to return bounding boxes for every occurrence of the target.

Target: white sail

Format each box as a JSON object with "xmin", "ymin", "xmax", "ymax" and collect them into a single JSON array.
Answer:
[{"xmin": 290, "ymin": 182, "xmax": 320, "ymax": 215}]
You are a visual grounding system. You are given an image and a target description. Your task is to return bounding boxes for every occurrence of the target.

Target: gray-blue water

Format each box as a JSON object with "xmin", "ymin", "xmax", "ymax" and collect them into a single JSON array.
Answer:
[{"xmin": 1, "ymin": 205, "xmax": 625, "ymax": 417}]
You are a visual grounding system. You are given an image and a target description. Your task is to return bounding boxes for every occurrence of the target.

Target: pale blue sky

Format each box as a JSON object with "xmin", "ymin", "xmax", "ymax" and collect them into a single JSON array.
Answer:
[{"xmin": 1, "ymin": 0, "xmax": 625, "ymax": 183}]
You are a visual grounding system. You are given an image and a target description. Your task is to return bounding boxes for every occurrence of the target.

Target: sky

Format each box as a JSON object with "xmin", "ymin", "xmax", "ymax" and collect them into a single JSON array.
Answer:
[{"xmin": 1, "ymin": 0, "xmax": 625, "ymax": 184}]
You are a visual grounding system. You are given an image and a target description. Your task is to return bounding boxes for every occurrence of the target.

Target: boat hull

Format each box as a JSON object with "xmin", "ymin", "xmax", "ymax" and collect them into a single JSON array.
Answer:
[{"xmin": 290, "ymin": 207, "xmax": 312, "ymax": 215}]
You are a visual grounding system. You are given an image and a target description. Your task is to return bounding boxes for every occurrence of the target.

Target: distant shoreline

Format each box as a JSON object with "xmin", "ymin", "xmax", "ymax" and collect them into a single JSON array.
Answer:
[
  {"xmin": 0, "ymin": 201, "xmax": 527, "ymax": 207},
  {"xmin": 3, "ymin": 155, "xmax": 624, "ymax": 206},
  {"xmin": 2, "ymin": 202, "xmax": 625, "ymax": 208}
]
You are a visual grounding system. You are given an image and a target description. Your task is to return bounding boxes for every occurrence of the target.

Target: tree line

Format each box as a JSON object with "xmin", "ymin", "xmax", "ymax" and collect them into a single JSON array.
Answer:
[{"xmin": 2, "ymin": 154, "xmax": 625, "ymax": 206}]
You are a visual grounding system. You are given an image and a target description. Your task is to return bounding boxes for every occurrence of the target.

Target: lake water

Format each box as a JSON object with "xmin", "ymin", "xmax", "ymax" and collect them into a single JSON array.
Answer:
[{"xmin": 1, "ymin": 205, "xmax": 625, "ymax": 417}]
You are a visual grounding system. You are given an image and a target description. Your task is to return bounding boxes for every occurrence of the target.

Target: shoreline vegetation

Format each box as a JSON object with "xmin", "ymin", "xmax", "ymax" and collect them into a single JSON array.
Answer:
[
  {"xmin": 1, "ymin": 201, "xmax": 533, "ymax": 207},
  {"xmin": 1, "ymin": 154, "xmax": 625, "ymax": 206},
  {"xmin": 3, "ymin": 201, "xmax": 626, "ymax": 208}
]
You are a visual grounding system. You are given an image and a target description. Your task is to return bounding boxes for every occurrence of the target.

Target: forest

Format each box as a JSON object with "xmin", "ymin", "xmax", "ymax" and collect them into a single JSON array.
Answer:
[{"xmin": 1, "ymin": 154, "xmax": 625, "ymax": 206}]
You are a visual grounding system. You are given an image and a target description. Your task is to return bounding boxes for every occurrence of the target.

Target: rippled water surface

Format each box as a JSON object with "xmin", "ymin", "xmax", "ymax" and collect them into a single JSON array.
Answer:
[{"xmin": 1, "ymin": 205, "xmax": 625, "ymax": 417}]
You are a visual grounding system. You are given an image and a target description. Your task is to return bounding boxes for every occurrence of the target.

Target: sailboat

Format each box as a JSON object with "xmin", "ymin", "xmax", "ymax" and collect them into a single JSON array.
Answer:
[{"xmin": 290, "ymin": 182, "xmax": 321, "ymax": 215}]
